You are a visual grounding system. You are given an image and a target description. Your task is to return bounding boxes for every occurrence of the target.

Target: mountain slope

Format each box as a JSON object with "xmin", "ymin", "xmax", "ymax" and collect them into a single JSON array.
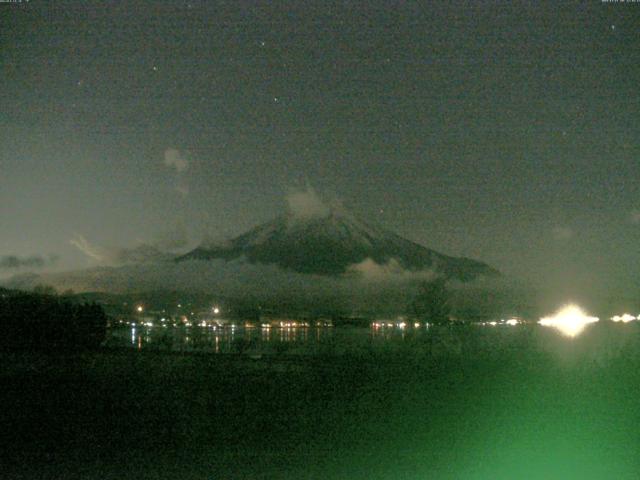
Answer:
[{"xmin": 178, "ymin": 210, "xmax": 499, "ymax": 281}]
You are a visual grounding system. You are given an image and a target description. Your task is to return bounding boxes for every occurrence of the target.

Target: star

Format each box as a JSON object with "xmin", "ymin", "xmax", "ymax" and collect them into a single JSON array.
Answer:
[
  {"xmin": 152, "ymin": 65, "xmax": 158, "ymax": 72},
  {"xmin": 273, "ymin": 97, "xmax": 279, "ymax": 103},
  {"xmin": 611, "ymin": 25, "xmax": 616, "ymax": 31}
]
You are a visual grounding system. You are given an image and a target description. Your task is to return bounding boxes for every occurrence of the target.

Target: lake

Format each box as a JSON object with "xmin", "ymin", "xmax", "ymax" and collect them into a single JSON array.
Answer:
[
  {"xmin": 5, "ymin": 320, "xmax": 640, "ymax": 479},
  {"xmin": 105, "ymin": 322, "xmax": 533, "ymax": 356},
  {"xmin": 104, "ymin": 320, "xmax": 640, "ymax": 363}
]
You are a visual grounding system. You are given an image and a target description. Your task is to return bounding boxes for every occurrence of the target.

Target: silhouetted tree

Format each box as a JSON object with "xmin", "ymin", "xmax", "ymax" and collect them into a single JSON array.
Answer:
[
  {"xmin": 410, "ymin": 278, "xmax": 451, "ymax": 325},
  {"xmin": 0, "ymin": 290, "xmax": 107, "ymax": 351},
  {"xmin": 32, "ymin": 284, "xmax": 57, "ymax": 296}
]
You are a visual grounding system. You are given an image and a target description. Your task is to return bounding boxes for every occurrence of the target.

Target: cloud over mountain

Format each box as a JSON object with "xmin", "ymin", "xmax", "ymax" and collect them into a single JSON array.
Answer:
[
  {"xmin": 180, "ymin": 188, "xmax": 499, "ymax": 280},
  {"xmin": 285, "ymin": 186, "xmax": 331, "ymax": 220},
  {"xmin": 0, "ymin": 254, "xmax": 57, "ymax": 270}
]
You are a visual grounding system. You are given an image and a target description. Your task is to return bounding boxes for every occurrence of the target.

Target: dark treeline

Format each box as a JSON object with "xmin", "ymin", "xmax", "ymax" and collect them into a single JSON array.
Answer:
[{"xmin": 0, "ymin": 288, "xmax": 107, "ymax": 351}]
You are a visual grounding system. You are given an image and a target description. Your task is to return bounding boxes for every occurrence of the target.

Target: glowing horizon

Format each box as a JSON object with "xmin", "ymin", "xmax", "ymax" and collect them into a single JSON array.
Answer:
[{"xmin": 539, "ymin": 304, "xmax": 599, "ymax": 337}]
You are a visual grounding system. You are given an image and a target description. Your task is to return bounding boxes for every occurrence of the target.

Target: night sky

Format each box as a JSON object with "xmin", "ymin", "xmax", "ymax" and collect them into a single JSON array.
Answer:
[{"xmin": 2, "ymin": 1, "xmax": 639, "ymax": 296}]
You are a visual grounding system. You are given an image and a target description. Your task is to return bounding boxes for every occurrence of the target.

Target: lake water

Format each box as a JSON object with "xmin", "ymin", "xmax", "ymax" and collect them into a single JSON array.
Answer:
[
  {"xmin": 8, "ymin": 320, "xmax": 640, "ymax": 479},
  {"xmin": 104, "ymin": 320, "xmax": 640, "ymax": 364},
  {"xmin": 106, "ymin": 323, "xmax": 413, "ymax": 355}
]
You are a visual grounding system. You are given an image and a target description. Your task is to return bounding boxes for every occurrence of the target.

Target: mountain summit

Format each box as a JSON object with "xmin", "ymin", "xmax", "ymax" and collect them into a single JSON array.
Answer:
[{"xmin": 178, "ymin": 194, "xmax": 499, "ymax": 281}]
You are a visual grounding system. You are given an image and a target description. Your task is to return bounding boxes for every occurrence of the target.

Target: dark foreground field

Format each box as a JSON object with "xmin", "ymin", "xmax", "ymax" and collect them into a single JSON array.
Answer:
[{"xmin": 3, "ymin": 325, "xmax": 640, "ymax": 479}]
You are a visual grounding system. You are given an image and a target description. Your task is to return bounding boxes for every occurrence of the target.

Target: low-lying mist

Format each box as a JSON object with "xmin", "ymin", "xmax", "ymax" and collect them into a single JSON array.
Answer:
[{"xmin": 3, "ymin": 257, "xmax": 536, "ymax": 320}]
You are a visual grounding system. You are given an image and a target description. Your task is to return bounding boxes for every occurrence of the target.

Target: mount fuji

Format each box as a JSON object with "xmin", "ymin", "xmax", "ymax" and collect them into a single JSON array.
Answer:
[
  {"xmin": 178, "ymin": 202, "xmax": 499, "ymax": 281},
  {"xmin": 2, "ymin": 191, "xmax": 500, "ymax": 297}
]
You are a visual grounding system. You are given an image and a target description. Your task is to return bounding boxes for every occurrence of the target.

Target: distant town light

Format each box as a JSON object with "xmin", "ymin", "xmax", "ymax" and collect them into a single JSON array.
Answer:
[
  {"xmin": 213, "ymin": 307, "xmax": 220, "ymax": 314},
  {"xmin": 539, "ymin": 304, "xmax": 599, "ymax": 337},
  {"xmin": 611, "ymin": 313, "xmax": 637, "ymax": 323},
  {"xmin": 136, "ymin": 305, "xmax": 143, "ymax": 313}
]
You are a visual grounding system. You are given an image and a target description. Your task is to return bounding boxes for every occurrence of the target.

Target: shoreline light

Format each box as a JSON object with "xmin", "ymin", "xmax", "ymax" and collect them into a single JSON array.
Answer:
[
  {"xmin": 538, "ymin": 304, "xmax": 599, "ymax": 337},
  {"xmin": 610, "ymin": 313, "xmax": 638, "ymax": 323}
]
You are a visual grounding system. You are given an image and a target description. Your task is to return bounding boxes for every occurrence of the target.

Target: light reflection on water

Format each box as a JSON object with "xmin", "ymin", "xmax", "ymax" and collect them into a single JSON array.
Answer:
[
  {"xmin": 109, "ymin": 324, "xmax": 341, "ymax": 354},
  {"xmin": 106, "ymin": 321, "xmax": 640, "ymax": 359},
  {"xmin": 109, "ymin": 323, "xmax": 438, "ymax": 355},
  {"xmin": 110, "ymin": 322, "xmax": 495, "ymax": 355}
]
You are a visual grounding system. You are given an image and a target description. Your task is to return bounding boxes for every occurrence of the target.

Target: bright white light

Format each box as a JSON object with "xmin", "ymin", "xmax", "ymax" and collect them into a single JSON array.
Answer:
[
  {"xmin": 505, "ymin": 319, "xmax": 518, "ymax": 326},
  {"xmin": 213, "ymin": 307, "xmax": 220, "ymax": 314},
  {"xmin": 398, "ymin": 322, "xmax": 406, "ymax": 329},
  {"xmin": 136, "ymin": 305, "xmax": 143, "ymax": 313},
  {"xmin": 539, "ymin": 304, "xmax": 599, "ymax": 337},
  {"xmin": 611, "ymin": 313, "xmax": 637, "ymax": 323},
  {"xmin": 489, "ymin": 321, "xmax": 497, "ymax": 326}
]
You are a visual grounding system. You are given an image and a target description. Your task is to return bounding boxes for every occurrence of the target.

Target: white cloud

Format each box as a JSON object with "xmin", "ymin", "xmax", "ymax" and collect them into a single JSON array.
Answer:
[
  {"xmin": 552, "ymin": 226, "xmax": 573, "ymax": 241},
  {"xmin": 71, "ymin": 222, "xmax": 189, "ymax": 266},
  {"xmin": 285, "ymin": 186, "xmax": 330, "ymax": 219},
  {"xmin": 70, "ymin": 234, "xmax": 176, "ymax": 265},
  {"xmin": 163, "ymin": 148, "xmax": 189, "ymax": 173},
  {"xmin": 70, "ymin": 234, "xmax": 108, "ymax": 263},
  {"xmin": 163, "ymin": 148, "xmax": 190, "ymax": 196},
  {"xmin": 175, "ymin": 183, "xmax": 189, "ymax": 197},
  {"xmin": 346, "ymin": 258, "xmax": 436, "ymax": 283}
]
